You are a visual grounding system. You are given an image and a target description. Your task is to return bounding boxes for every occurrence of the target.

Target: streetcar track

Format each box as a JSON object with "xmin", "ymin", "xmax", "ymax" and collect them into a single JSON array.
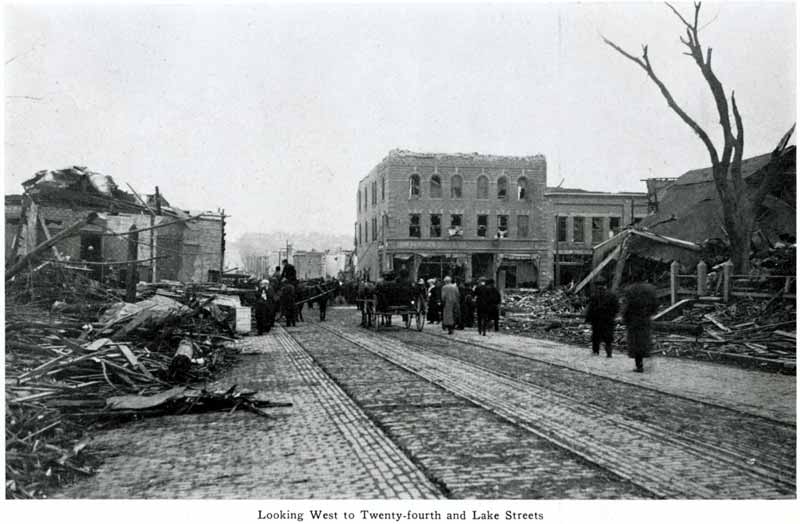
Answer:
[
  {"xmin": 390, "ymin": 329, "xmax": 797, "ymax": 482},
  {"xmin": 304, "ymin": 321, "xmax": 794, "ymax": 498}
]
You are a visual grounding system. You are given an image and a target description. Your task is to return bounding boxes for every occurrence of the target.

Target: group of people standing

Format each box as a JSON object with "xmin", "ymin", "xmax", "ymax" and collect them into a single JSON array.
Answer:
[
  {"xmin": 584, "ymin": 277, "xmax": 659, "ymax": 372},
  {"xmin": 424, "ymin": 276, "xmax": 502, "ymax": 336},
  {"xmin": 254, "ymin": 259, "xmax": 335, "ymax": 334}
]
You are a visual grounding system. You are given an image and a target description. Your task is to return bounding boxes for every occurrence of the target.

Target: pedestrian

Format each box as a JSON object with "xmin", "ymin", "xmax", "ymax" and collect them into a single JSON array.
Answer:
[
  {"xmin": 584, "ymin": 277, "xmax": 619, "ymax": 357},
  {"xmin": 254, "ymin": 280, "xmax": 270, "ymax": 335},
  {"xmin": 279, "ymin": 278, "xmax": 297, "ymax": 327},
  {"xmin": 441, "ymin": 276, "xmax": 460, "ymax": 335},
  {"xmin": 272, "ymin": 266, "xmax": 282, "ymax": 281},
  {"xmin": 462, "ymin": 281, "xmax": 475, "ymax": 328},
  {"xmin": 426, "ymin": 278, "xmax": 440, "ymax": 324},
  {"xmin": 317, "ymin": 283, "xmax": 329, "ymax": 321},
  {"xmin": 623, "ymin": 282, "xmax": 659, "ymax": 372},
  {"xmin": 487, "ymin": 279, "xmax": 502, "ymax": 331},
  {"xmin": 474, "ymin": 278, "xmax": 492, "ymax": 336}
]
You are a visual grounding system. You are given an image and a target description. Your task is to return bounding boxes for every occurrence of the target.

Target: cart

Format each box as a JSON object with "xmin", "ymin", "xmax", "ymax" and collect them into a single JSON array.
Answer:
[{"xmin": 357, "ymin": 281, "xmax": 425, "ymax": 331}]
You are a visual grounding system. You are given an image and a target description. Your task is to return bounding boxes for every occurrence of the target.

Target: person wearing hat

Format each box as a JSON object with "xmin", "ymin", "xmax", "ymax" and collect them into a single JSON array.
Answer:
[
  {"xmin": 473, "ymin": 277, "xmax": 492, "ymax": 336},
  {"xmin": 440, "ymin": 276, "xmax": 460, "ymax": 335},
  {"xmin": 254, "ymin": 280, "xmax": 271, "ymax": 335},
  {"xmin": 584, "ymin": 276, "xmax": 620, "ymax": 357}
]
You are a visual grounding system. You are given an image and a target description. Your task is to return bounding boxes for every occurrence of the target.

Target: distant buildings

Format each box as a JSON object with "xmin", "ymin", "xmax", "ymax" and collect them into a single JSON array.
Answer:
[{"xmin": 355, "ymin": 149, "xmax": 647, "ymax": 289}]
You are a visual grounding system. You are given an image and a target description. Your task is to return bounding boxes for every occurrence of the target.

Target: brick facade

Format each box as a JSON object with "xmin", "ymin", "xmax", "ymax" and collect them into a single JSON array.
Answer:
[{"xmin": 355, "ymin": 150, "xmax": 553, "ymax": 288}]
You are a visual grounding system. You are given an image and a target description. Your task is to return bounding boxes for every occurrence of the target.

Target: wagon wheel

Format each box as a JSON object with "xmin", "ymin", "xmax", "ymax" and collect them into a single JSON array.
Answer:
[
  {"xmin": 404, "ymin": 308, "xmax": 412, "ymax": 329},
  {"xmin": 415, "ymin": 300, "xmax": 424, "ymax": 331}
]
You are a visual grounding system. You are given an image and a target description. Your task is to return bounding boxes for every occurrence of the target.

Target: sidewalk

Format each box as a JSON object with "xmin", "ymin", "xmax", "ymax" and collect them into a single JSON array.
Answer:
[
  {"xmin": 448, "ymin": 329, "xmax": 796, "ymax": 425},
  {"xmin": 54, "ymin": 328, "xmax": 441, "ymax": 499}
]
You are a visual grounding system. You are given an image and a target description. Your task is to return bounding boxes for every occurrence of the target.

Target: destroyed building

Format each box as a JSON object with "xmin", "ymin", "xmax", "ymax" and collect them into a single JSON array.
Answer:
[
  {"xmin": 355, "ymin": 149, "xmax": 553, "ymax": 288},
  {"xmin": 5, "ymin": 166, "xmax": 225, "ymax": 283}
]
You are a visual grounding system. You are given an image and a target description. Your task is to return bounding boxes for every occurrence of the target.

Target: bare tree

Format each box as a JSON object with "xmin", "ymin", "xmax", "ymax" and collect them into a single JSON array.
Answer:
[{"xmin": 603, "ymin": 2, "xmax": 793, "ymax": 273}]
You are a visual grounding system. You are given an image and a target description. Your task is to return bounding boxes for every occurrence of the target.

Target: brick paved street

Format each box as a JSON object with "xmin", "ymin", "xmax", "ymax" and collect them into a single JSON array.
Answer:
[{"xmin": 53, "ymin": 307, "xmax": 795, "ymax": 499}]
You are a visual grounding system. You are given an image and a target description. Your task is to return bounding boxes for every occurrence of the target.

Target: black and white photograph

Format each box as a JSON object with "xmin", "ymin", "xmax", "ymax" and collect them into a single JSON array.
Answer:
[{"xmin": 2, "ymin": 0, "xmax": 797, "ymax": 520}]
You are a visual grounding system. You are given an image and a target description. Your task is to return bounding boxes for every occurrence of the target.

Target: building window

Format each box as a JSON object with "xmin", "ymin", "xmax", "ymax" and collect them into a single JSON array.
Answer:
[
  {"xmin": 430, "ymin": 175, "xmax": 442, "ymax": 198},
  {"xmin": 409, "ymin": 214, "xmax": 421, "ymax": 237},
  {"xmin": 592, "ymin": 217, "xmax": 605, "ymax": 243},
  {"xmin": 358, "ymin": 223, "xmax": 362, "ymax": 244},
  {"xmin": 609, "ymin": 216, "xmax": 621, "ymax": 237},
  {"xmin": 430, "ymin": 214, "xmax": 442, "ymax": 237},
  {"xmin": 557, "ymin": 216, "xmax": 567, "ymax": 242},
  {"xmin": 357, "ymin": 191, "xmax": 361, "ymax": 213},
  {"xmin": 381, "ymin": 177, "xmax": 385, "ymax": 201},
  {"xmin": 517, "ymin": 177, "xmax": 528, "ymax": 200},
  {"xmin": 372, "ymin": 217, "xmax": 377, "ymax": 241},
  {"xmin": 409, "ymin": 174, "xmax": 421, "ymax": 198},
  {"xmin": 449, "ymin": 214, "xmax": 463, "ymax": 237},
  {"xmin": 477, "ymin": 214, "xmax": 488, "ymax": 237},
  {"xmin": 517, "ymin": 215, "xmax": 529, "ymax": 238},
  {"xmin": 573, "ymin": 216, "xmax": 585, "ymax": 243},
  {"xmin": 497, "ymin": 215, "xmax": 508, "ymax": 238},
  {"xmin": 497, "ymin": 177, "xmax": 508, "ymax": 200},
  {"xmin": 477, "ymin": 176, "xmax": 489, "ymax": 199},
  {"xmin": 364, "ymin": 188, "xmax": 368, "ymax": 210},
  {"xmin": 365, "ymin": 221, "xmax": 369, "ymax": 243},
  {"xmin": 371, "ymin": 182, "xmax": 377, "ymax": 205},
  {"xmin": 451, "ymin": 175, "xmax": 463, "ymax": 198}
]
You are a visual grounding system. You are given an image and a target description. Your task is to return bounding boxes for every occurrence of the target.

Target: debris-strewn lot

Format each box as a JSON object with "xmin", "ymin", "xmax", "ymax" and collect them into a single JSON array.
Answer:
[
  {"xmin": 501, "ymin": 285, "xmax": 796, "ymax": 374},
  {"xmin": 5, "ymin": 266, "xmax": 250, "ymax": 499}
]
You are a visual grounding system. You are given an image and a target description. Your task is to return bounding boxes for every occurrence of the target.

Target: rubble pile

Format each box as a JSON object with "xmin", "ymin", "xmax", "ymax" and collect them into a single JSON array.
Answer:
[
  {"xmin": 655, "ymin": 295, "xmax": 796, "ymax": 370},
  {"xmin": 5, "ymin": 270, "xmax": 250, "ymax": 499},
  {"xmin": 501, "ymin": 289, "xmax": 592, "ymax": 345}
]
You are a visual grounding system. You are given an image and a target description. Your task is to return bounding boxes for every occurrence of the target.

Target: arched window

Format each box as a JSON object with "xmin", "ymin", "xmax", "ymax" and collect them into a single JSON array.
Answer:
[
  {"xmin": 430, "ymin": 175, "xmax": 442, "ymax": 198},
  {"xmin": 477, "ymin": 175, "xmax": 489, "ymax": 199},
  {"xmin": 357, "ymin": 190, "xmax": 361, "ymax": 213},
  {"xmin": 364, "ymin": 188, "xmax": 368, "ymax": 210},
  {"xmin": 517, "ymin": 177, "xmax": 528, "ymax": 200},
  {"xmin": 450, "ymin": 175, "xmax": 463, "ymax": 198},
  {"xmin": 381, "ymin": 177, "xmax": 385, "ymax": 201},
  {"xmin": 409, "ymin": 174, "xmax": 421, "ymax": 198},
  {"xmin": 497, "ymin": 177, "xmax": 508, "ymax": 200}
]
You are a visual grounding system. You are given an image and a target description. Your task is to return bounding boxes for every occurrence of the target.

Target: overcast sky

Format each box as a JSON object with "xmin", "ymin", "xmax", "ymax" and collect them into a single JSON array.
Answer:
[{"xmin": 4, "ymin": 2, "xmax": 796, "ymax": 240}]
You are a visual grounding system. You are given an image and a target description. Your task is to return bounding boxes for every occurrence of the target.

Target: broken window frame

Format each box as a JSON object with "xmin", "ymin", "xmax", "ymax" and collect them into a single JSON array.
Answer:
[
  {"xmin": 609, "ymin": 216, "xmax": 621, "ymax": 237},
  {"xmin": 517, "ymin": 214, "xmax": 529, "ymax": 238},
  {"xmin": 451, "ymin": 175, "xmax": 463, "ymax": 199},
  {"xmin": 517, "ymin": 177, "xmax": 528, "ymax": 200},
  {"xmin": 430, "ymin": 213, "xmax": 442, "ymax": 237},
  {"xmin": 477, "ymin": 176, "xmax": 489, "ymax": 199},
  {"xmin": 430, "ymin": 175, "xmax": 443, "ymax": 199},
  {"xmin": 497, "ymin": 215, "xmax": 509, "ymax": 238},
  {"xmin": 409, "ymin": 214, "xmax": 421, "ymax": 238},
  {"xmin": 591, "ymin": 217, "xmax": 605, "ymax": 244},
  {"xmin": 573, "ymin": 216, "xmax": 585, "ymax": 243},
  {"xmin": 409, "ymin": 174, "xmax": 421, "ymax": 198},
  {"xmin": 497, "ymin": 177, "xmax": 508, "ymax": 200},
  {"xmin": 557, "ymin": 216, "xmax": 568, "ymax": 242},
  {"xmin": 477, "ymin": 214, "xmax": 488, "ymax": 237}
]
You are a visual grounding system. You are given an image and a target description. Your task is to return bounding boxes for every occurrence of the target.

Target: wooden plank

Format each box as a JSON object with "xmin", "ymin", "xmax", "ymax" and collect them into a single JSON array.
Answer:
[
  {"xmin": 117, "ymin": 344, "xmax": 156, "ymax": 380},
  {"xmin": 652, "ymin": 298, "xmax": 695, "ymax": 321},
  {"xmin": 703, "ymin": 314, "xmax": 731, "ymax": 333},
  {"xmin": 573, "ymin": 246, "xmax": 620, "ymax": 294},
  {"xmin": 37, "ymin": 214, "xmax": 63, "ymax": 261}
]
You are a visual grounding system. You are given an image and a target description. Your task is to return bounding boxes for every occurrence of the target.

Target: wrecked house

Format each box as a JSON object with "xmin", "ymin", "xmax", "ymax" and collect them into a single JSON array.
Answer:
[
  {"xmin": 578, "ymin": 146, "xmax": 796, "ymax": 293},
  {"xmin": 5, "ymin": 166, "xmax": 225, "ymax": 283}
]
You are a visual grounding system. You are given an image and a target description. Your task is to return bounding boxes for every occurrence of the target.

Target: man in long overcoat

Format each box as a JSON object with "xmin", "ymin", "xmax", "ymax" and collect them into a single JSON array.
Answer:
[
  {"xmin": 487, "ymin": 279, "xmax": 502, "ymax": 332},
  {"xmin": 473, "ymin": 278, "xmax": 492, "ymax": 336},
  {"xmin": 254, "ymin": 280, "xmax": 271, "ymax": 335},
  {"xmin": 623, "ymin": 282, "xmax": 659, "ymax": 372},
  {"xmin": 426, "ymin": 279, "xmax": 440, "ymax": 324},
  {"xmin": 585, "ymin": 277, "xmax": 620, "ymax": 357},
  {"xmin": 440, "ymin": 276, "xmax": 460, "ymax": 335}
]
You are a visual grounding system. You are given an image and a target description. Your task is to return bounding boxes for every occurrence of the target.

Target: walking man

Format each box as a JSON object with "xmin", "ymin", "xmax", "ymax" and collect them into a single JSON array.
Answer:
[
  {"xmin": 623, "ymin": 282, "xmax": 659, "ymax": 372},
  {"xmin": 441, "ymin": 276, "xmax": 460, "ymax": 335},
  {"xmin": 280, "ymin": 278, "xmax": 297, "ymax": 327},
  {"xmin": 487, "ymin": 279, "xmax": 502, "ymax": 332},
  {"xmin": 585, "ymin": 277, "xmax": 620, "ymax": 357}
]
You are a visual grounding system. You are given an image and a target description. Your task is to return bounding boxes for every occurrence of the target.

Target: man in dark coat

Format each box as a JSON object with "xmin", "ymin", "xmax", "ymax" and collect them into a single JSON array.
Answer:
[
  {"xmin": 487, "ymin": 279, "xmax": 502, "ymax": 332},
  {"xmin": 279, "ymin": 279, "xmax": 297, "ymax": 327},
  {"xmin": 462, "ymin": 282, "xmax": 475, "ymax": 328},
  {"xmin": 623, "ymin": 282, "xmax": 659, "ymax": 372},
  {"xmin": 316, "ymin": 283, "xmax": 329, "ymax": 321},
  {"xmin": 473, "ymin": 278, "xmax": 492, "ymax": 336},
  {"xmin": 280, "ymin": 259, "xmax": 297, "ymax": 283},
  {"xmin": 584, "ymin": 277, "xmax": 620, "ymax": 357}
]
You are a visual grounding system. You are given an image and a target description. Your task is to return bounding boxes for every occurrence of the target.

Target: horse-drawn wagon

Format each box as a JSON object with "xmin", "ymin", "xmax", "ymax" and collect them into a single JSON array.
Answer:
[{"xmin": 357, "ymin": 280, "xmax": 426, "ymax": 331}]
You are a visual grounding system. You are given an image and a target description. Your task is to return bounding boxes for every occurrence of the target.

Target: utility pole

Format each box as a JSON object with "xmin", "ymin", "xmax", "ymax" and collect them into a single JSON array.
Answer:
[
  {"xmin": 554, "ymin": 214, "xmax": 560, "ymax": 287},
  {"xmin": 219, "ymin": 208, "xmax": 226, "ymax": 278}
]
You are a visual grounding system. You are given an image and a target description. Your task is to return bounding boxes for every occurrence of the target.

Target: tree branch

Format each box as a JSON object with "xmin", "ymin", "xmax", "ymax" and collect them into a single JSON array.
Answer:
[
  {"xmin": 603, "ymin": 36, "xmax": 719, "ymax": 166},
  {"xmin": 730, "ymin": 92, "xmax": 745, "ymax": 196},
  {"xmin": 665, "ymin": 2, "xmax": 693, "ymax": 29}
]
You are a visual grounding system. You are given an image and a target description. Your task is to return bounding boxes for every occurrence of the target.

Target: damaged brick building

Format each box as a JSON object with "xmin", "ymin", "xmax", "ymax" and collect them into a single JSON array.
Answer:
[{"xmin": 5, "ymin": 166, "xmax": 225, "ymax": 283}]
